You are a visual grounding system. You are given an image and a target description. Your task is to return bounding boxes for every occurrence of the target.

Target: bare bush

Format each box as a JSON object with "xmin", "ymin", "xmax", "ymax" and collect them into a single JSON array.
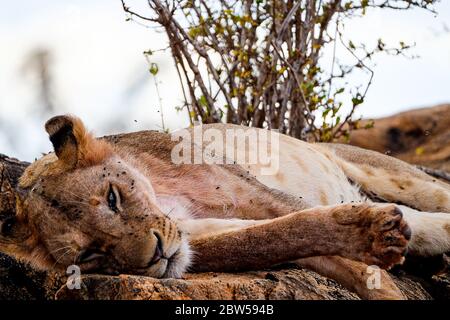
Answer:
[{"xmin": 122, "ymin": 0, "xmax": 437, "ymax": 141}]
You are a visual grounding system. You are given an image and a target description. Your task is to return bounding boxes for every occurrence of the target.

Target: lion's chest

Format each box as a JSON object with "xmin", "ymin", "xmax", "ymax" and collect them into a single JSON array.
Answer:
[{"xmin": 156, "ymin": 195, "xmax": 194, "ymax": 221}]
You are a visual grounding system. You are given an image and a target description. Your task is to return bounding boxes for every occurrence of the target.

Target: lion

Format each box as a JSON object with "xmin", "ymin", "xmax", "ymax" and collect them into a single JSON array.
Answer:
[{"xmin": 1, "ymin": 115, "xmax": 449, "ymax": 300}]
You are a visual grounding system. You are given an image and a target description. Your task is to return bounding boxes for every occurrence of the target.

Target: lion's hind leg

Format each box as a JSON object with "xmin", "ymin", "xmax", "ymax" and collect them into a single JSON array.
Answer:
[
  {"xmin": 320, "ymin": 143, "xmax": 450, "ymax": 213},
  {"xmin": 296, "ymin": 256, "xmax": 405, "ymax": 300}
]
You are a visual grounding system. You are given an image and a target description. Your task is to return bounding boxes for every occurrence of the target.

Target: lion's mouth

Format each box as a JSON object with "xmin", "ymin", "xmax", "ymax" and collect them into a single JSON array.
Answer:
[
  {"xmin": 148, "ymin": 232, "xmax": 164, "ymax": 266},
  {"xmin": 129, "ymin": 248, "xmax": 181, "ymax": 278}
]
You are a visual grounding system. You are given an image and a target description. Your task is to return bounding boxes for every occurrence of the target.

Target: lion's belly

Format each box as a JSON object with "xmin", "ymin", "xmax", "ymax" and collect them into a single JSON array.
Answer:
[
  {"xmin": 183, "ymin": 123, "xmax": 364, "ymax": 207},
  {"xmin": 242, "ymin": 134, "xmax": 365, "ymax": 207}
]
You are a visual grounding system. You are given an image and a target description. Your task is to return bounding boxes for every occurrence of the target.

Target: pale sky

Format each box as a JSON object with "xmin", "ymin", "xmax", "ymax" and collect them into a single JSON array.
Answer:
[{"xmin": 0, "ymin": 0, "xmax": 449, "ymax": 161}]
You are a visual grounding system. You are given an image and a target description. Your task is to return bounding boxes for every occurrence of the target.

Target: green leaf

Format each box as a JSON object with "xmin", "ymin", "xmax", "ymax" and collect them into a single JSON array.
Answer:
[
  {"xmin": 335, "ymin": 116, "xmax": 341, "ymax": 125},
  {"xmin": 198, "ymin": 95, "xmax": 208, "ymax": 107},
  {"xmin": 352, "ymin": 95, "xmax": 364, "ymax": 107},
  {"xmin": 348, "ymin": 41, "xmax": 355, "ymax": 50},
  {"xmin": 335, "ymin": 88, "xmax": 345, "ymax": 95},
  {"xmin": 364, "ymin": 120, "xmax": 375, "ymax": 129},
  {"xmin": 149, "ymin": 63, "xmax": 159, "ymax": 76}
]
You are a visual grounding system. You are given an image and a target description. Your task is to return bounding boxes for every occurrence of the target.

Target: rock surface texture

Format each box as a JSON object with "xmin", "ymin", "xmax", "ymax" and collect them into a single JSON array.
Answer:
[
  {"xmin": 1, "ymin": 252, "xmax": 445, "ymax": 300},
  {"xmin": 349, "ymin": 104, "xmax": 450, "ymax": 172}
]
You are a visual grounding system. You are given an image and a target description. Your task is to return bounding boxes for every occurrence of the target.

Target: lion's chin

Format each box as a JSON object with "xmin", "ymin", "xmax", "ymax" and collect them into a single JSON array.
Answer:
[
  {"xmin": 163, "ymin": 238, "xmax": 192, "ymax": 278},
  {"xmin": 153, "ymin": 239, "xmax": 192, "ymax": 279},
  {"xmin": 130, "ymin": 245, "xmax": 192, "ymax": 279},
  {"xmin": 147, "ymin": 258, "xmax": 170, "ymax": 278}
]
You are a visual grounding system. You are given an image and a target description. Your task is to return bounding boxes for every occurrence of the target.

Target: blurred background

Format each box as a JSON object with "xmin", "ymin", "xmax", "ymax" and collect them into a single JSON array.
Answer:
[{"xmin": 0, "ymin": 0, "xmax": 449, "ymax": 161}]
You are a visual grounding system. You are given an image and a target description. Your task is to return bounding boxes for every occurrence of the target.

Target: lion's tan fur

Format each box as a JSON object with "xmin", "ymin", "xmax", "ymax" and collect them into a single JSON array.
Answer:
[{"xmin": 2, "ymin": 116, "xmax": 450, "ymax": 300}]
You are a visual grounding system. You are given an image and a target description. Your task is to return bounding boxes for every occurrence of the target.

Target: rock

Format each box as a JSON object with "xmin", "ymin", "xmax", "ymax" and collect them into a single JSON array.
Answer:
[
  {"xmin": 56, "ymin": 268, "xmax": 360, "ymax": 300},
  {"xmin": 348, "ymin": 104, "xmax": 450, "ymax": 172},
  {"xmin": 0, "ymin": 252, "xmax": 63, "ymax": 300},
  {"xmin": 0, "ymin": 253, "xmax": 435, "ymax": 300}
]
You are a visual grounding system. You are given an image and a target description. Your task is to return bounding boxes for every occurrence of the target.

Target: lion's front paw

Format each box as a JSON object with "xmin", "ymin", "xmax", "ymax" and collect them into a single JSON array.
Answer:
[{"xmin": 363, "ymin": 205, "xmax": 411, "ymax": 269}]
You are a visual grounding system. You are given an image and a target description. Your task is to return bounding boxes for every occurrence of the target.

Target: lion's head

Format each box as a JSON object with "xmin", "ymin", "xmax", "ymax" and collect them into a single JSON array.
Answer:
[{"xmin": 4, "ymin": 115, "xmax": 191, "ymax": 278}]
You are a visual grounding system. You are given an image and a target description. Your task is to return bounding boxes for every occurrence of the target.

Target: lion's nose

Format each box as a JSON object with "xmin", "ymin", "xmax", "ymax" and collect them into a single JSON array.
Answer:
[{"xmin": 149, "ymin": 232, "xmax": 163, "ymax": 265}]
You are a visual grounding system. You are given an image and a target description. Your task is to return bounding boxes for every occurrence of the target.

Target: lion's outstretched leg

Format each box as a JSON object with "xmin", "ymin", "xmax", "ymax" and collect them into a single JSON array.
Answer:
[
  {"xmin": 296, "ymin": 256, "xmax": 405, "ymax": 300},
  {"xmin": 178, "ymin": 218, "xmax": 267, "ymax": 239},
  {"xmin": 187, "ymin": 203, "xmax": 410, "ymax": 273},
  {"xmin": 399, "ymin": 205, "xmax": 450, "ymax": 256}
]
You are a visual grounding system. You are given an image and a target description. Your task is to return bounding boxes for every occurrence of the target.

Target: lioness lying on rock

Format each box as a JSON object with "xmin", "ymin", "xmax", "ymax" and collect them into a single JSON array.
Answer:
[{"xmin": 1, "ymin": 115, "xmax": 449, "ymax": 299}]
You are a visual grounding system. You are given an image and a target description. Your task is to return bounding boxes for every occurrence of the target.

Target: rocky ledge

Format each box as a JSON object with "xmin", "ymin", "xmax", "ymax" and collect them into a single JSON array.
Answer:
[{"xmin": 2, "ymin": 252, "xmax": 450, "ymax": 300}]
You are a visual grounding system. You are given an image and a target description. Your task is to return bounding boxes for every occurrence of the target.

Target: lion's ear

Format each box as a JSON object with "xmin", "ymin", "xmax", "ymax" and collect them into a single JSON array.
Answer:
[
  {"xmin": 45, "ymin": 115, "xmax": 111, "ymax": 168},
  {"xmin": 45, "ymin": 115, "xmax": 81, "ymax": 168}
]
